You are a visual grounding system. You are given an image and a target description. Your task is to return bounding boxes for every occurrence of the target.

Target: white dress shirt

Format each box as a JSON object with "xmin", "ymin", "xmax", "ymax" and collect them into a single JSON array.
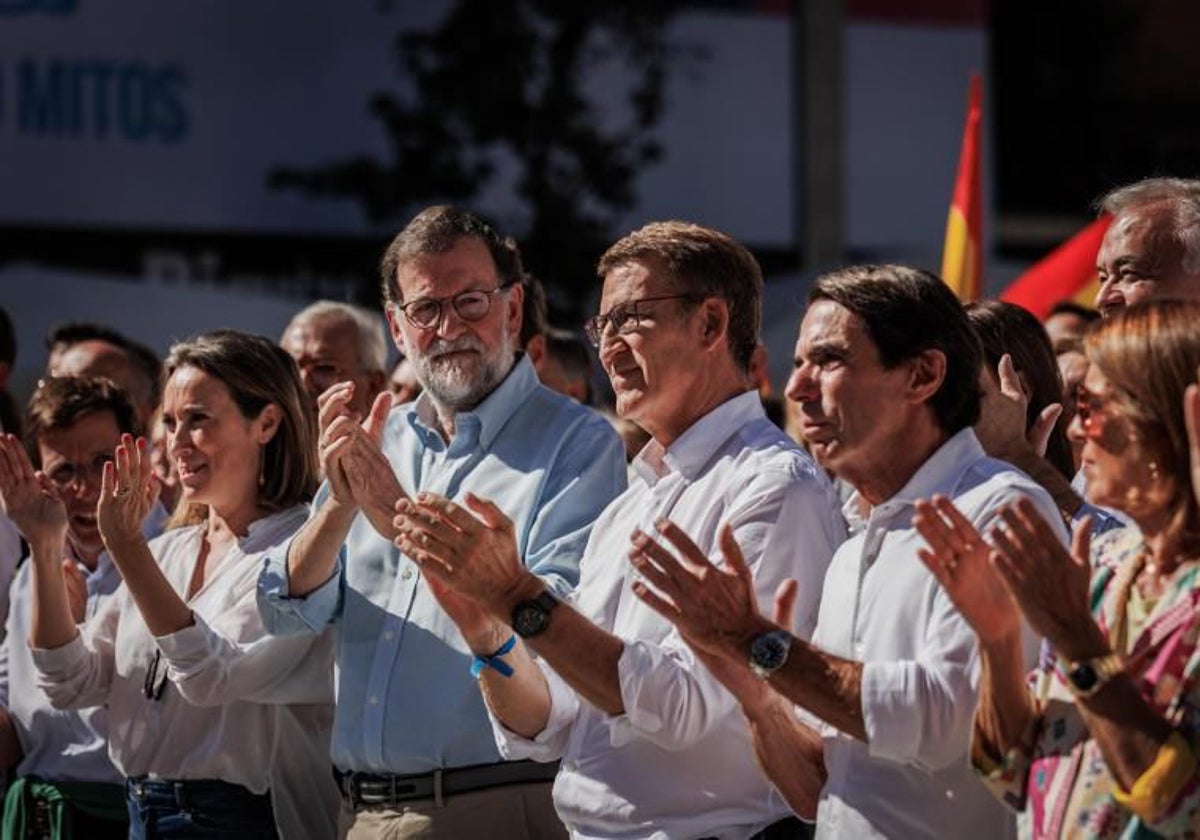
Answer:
[
  {"xmin": 0, "ymin": 503, "xmax": 168, "ymax": 783},
  {"xmin": 31, "ymin": 506, "xmax": 339, "ymax": 840},
  {"xmin": 809, "ymin": 429, "xmax": 1062, "ymax": 839},
  {"xmin": 492, "ymin": 391, "xmax": 847, "ymax": 840}
]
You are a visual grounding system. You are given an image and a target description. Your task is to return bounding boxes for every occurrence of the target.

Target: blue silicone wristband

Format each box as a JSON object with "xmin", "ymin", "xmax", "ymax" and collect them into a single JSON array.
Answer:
[{"xmin": 469, "ymin": 633, "xmax": 517, "ymax": 679}]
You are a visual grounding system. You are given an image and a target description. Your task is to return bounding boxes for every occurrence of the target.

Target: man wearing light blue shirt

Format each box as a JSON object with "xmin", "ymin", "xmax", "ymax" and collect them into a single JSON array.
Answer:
[{"xmin": 258, "ymin": 206, "xmax": 625, "ymax": 839}]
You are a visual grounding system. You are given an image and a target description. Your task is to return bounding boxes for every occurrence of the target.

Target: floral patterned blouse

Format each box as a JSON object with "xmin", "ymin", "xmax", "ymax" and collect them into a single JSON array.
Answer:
[{"xmin": 974, "ymin": 526, "xmax": 1200, "ymax": 838}]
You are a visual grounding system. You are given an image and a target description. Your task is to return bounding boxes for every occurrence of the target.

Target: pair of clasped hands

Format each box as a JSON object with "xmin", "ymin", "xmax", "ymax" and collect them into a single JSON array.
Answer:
[{"xmin": 0, "ymin": 432, "xmax": 159, "ymax": 623}]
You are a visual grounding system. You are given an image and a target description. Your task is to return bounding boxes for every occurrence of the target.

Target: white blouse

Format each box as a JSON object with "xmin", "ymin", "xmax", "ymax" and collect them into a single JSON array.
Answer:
[{"xmin": 31, "ymin": 505, "xmax": 338, "ymax": 840}]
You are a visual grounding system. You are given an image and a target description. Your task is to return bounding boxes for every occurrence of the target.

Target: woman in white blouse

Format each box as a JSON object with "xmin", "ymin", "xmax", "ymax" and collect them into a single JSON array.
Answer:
[{"xmin": 18, "ymin": 330, "xmax": 337, "ymax": 839}]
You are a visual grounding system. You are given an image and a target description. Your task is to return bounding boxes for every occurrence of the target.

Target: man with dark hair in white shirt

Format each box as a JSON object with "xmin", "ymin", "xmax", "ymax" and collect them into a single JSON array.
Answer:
[
  {"xmin": 628, "ymin": 265, "xmax": 1067, "ymax": 838},
  {"xmin": 0, "ymin": 376, "xmax": 166, "ymax": 837},
  {"xmin": 395, "ymin": 221, "xmax": 846, "ymax": 839}
]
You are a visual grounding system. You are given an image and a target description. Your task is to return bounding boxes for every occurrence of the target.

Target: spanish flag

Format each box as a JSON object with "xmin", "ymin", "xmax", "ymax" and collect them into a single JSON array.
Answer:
[
  {"xmin": 999, "ymin": 216, "xmax": 1111, "ymax": 319},
  {"xmin": 941, "ymin": 73, "xmax": 983, "ymax": 301}
]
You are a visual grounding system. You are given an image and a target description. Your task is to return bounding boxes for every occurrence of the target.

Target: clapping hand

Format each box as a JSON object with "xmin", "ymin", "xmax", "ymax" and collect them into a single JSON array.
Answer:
[
  {"xmin": 0, "ymin": 433, "xmax": 68, "ymax": 548},
  {"xmin": 96, "ymin": 435, "xmax": 158, "ymax": 550}
]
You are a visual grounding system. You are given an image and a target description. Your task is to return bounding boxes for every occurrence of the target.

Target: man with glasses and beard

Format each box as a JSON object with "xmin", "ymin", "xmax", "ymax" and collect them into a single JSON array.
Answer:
[{"xmin": 259, "ymin": 205, "xmax": 626, "ymax": 839}]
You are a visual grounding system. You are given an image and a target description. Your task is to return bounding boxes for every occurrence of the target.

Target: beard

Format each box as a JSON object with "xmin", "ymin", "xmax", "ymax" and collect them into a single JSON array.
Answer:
[{"xmin": 412, "ymin": 323, "xmax": 515, "ymax": 411}]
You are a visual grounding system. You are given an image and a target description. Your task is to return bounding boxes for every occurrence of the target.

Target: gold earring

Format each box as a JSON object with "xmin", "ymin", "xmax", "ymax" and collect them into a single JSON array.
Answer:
[{"xmin": 1149, "ymin": 460, "xmax": 1161, "ymax": 483}]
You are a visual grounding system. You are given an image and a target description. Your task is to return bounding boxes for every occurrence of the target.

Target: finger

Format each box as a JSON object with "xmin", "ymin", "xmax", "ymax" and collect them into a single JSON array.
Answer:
[
  {"xmin": 363, "ymin": 391, "xmax": 392, "ymax": 441},
  {"xmin": 654, "ymin": 518, "xmax": 713, "ymax": 573},
  {"xmin": 1070, "ymin": 515, "xmax": 1093, "ymax": 570},
  {"xmin": 630, "ymin": 528, "xmax": 692, "ymax": 584},
  {"xmin": 772, "ymin": 579, "xmax": 799, "ymax": 630},
  {"xmin": 317, "ymin": 385, "xmax": 356, "ymax": 431},
  {"xmin": 997, "ymin": 354, "xmax": 1023, "ymax": 401},
  {"xmin": 3, "ymin": 436, "xmax": 35, "ymax": 485},
  {"xmin": 998, "ymin": 505, "xmax": 1040, "ymax": 558},
  {"xmin": 408, "ymin": 493, "xmax": 476, "ymax": 534},
  {"xmin": 115, "ymin": 437, "xmax": 133, "ymax": 488},
  {"xmin": 100, "ymin": 459, "xmax": 117, "ymax": 502},
  {"xmin": 933, "ymin": 495, "xmax": 985, "ymax": 550},
  {"xmin": 1030, "ymin": 404, "xmax": 1063, "ymax": 458},
  {"xmin": 1012, "ymin": 497, "xmax": 1063, "ymax": 553},
  {"xmin": 462, "ymin": 493, "xmax": 514, "ymax": 534},
  {"xmin": 323, "ymin": 414, "xmax": 359, "ymax": 447},
  {"xmin": 629, "ymin": 545, "xmax": 684, "ymax": 599},
  {"xmin": 394, "ymin": 531, "xmax": 455, "ymax": 575},
  {"xmin": 135, "ymin": 437, "xmax": 154, "ymax": 494},
  {"xmin": 990, "ymin": 548, "xmax": 1027, "ymax": 599},
  {"xmin": 395, "ymin": 517, "xmax": 457, "ymax": 559},
  {"xmin": 913, "ymin": 503, "xmax": 957, "ymax": 559},
  {"xmin": 989, "ymin": 524, "xmax": 1028, "ymax": 584},
  {"xmin": 717, "ymin": 523, "xmax": 755, "ymax": 586},
  {"xmin": 631, "ymin": 579, "xmax": 680, "ymax": 620},
  {"xmin": 917, "ymin": 547, "xmax": 953, "ymax": 589}
]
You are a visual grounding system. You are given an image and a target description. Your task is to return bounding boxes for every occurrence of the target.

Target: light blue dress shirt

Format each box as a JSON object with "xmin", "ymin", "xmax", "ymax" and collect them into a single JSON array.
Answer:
[{"xmin": 258, "ymin": 356, "xmax": 626, "ymax": 774}]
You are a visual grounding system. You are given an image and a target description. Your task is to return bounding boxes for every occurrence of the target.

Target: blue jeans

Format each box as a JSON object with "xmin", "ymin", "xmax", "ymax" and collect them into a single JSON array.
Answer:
[{"xmin": 125, "ymin": 777, "xmax": 277, "ymax": 839}]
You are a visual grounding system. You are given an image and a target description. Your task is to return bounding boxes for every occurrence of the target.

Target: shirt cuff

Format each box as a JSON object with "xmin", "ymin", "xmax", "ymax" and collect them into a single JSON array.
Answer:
[
  {"xmin": 155, "ymin": 616, "xmax": 216, "ymax": 676},
  {"xmin": 257, "ymin": 550, "xmax": 340, "ymax": 634},
  {"xmin": 30, "ymin": 633, "xmax": 89, "ymax": 678},
  {"xmin": 488, "ymin": 659, "xmax": 578, "ymax": 762}
]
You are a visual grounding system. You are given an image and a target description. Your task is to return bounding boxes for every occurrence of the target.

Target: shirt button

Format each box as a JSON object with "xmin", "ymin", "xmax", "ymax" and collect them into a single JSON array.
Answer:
[
  {"xmin": 384, "ymin": 631, "xmax": 394, "ymax": 641},
  {"xmin": 402, "ymin": 568, "xmax": 414, "ymax": 581},
  {"xmin": 369, "ymin": 695, "xmax": 379, "ymax": 706}
]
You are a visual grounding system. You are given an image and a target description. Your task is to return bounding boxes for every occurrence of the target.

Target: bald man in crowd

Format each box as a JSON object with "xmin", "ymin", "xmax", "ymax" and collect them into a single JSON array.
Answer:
[{"xmin": 282, "ymin": 301, "xmax": 389, "ymax": 420}]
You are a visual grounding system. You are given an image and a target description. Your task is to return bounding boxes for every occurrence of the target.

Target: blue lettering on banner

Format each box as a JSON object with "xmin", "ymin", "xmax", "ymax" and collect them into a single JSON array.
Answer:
[{"xmin": 15, "ymin": 57, "xmax": 189, "ymax": 143}]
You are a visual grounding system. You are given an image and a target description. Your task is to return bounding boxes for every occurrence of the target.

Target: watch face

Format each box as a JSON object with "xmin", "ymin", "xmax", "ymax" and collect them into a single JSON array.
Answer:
[
  {"xmin": 513, "ymin": 603, "xmax": 549, "ymax": 638},
  {"xmin": 1069, "ymin": 664, "xmax": 1098, "ymax": 692},
  {"xmin": 750, "ymin": 632, "xmax": 789, "ymax": 671}
]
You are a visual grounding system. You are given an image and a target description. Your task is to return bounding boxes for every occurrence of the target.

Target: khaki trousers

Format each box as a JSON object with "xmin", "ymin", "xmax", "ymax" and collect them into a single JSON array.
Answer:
[{"xmin": 340, "ymin": 780, "xmax": 565, "ymax": 840}]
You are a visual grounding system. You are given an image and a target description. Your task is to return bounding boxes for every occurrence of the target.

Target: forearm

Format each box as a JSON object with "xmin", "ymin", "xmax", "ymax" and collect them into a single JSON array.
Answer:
[
  {"xmin": 105, "ymin": 534, "xmax": 193, "ymax": 637},
  {"xmin": 1078, "ymin": 677, "xmax": 1174, "ymax": 790},
  {"xmin": 745, "ymin": 692, "xmax": 826, "ymax": 820},
  {"xmin": 769, "ymin": 638, "xmax": 866, "ymax": 742},
  {"xmin": 973, "ymin": 633, "xmax": 1037, "ymax": 761},
  {"xmin": 287, "ymin": 498, "xmax": 356, "ymax": 597},
  {"xmin": 476, "ymin": 636, "xmax": 555, "ymax": 740},
  {"xmin": 28, "ymin": 539, "xmax": 78, "ymax": 650}
]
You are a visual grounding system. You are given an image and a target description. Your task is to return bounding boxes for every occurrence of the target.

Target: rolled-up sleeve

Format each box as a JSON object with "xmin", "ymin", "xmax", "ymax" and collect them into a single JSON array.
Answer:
[
  {"xmin": 489, "ymin": 658, "xmax": 581, "ymax": 762},
  {"xmin": 31, "ymin": 594, "xmax": 120, "ymax": 710},
  {"xmin": 861, "ymin": 584, "xmax": 979, "ymax": 770},
  {"xmin": 157, "ymin": 610, "xmax": 334, "ymax": 707},
  {"xmin": 612, "ymin": 470, "xmax": 843, "ymax": 753},
  {"xmin": 257, "ymin": 535, "xmax": 344, "ymax": 637}
]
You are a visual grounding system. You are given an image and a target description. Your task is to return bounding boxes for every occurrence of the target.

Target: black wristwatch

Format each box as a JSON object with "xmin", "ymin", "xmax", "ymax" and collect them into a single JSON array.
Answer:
[
  {"xmin": 1063, "ymin": 652, "xmax": 1123, "ymax": 698},
  {"xmin": 511, "ymin": 590, "xmax": 559, "ymax": 639},
  {"xmin": 748, "ymin": 629, "xmax": 793, "ymax": 679}
]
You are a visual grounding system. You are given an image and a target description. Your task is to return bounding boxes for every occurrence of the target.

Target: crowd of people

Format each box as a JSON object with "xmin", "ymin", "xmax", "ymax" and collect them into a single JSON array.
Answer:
[{"xmin": 0, "ymin": 176, "xmax": 1199, "ymax": 839}]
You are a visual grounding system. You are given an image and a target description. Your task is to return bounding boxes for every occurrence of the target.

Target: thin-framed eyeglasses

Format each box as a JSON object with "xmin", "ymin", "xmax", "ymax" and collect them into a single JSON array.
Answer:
[
  {"xmin": 393, "ymin": 286, "xmax": 509, "ymax": 330},
  {"xmin": 583, "ymin": 294, "xmax": 700, "ymax": 348}
]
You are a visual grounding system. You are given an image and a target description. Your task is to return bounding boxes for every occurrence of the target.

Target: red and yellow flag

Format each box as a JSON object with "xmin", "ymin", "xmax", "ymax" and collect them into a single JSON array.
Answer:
[
  {"xmin": 999, "ymin": 216, "xmax": 1111, "ymax": 319},
  {"xmin": 941, "ymin": 73, "xmax": 984, "ymax": 301}
]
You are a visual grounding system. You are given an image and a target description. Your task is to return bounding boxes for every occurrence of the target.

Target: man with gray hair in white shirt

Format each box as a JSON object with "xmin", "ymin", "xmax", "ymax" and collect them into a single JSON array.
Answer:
[{"xmin": 395, "ymin": 220, "xmax": 846, "ymax": 839}]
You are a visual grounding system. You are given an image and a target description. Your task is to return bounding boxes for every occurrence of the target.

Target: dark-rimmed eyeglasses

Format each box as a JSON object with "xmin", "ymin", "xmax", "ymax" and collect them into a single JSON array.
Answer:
[
  {"xmin": 394, "ymin": 287, "xmax": 508, "ymax": 330},
  {"xmin": 583, "ymin": 295, "xmax": 699, "ymax": 348}
]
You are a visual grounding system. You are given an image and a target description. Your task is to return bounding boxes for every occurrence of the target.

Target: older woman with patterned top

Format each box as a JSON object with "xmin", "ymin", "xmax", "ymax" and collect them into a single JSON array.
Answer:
[{"xmin": 915, "ymin": 300, "xmax": 1200, "ymax": 836}]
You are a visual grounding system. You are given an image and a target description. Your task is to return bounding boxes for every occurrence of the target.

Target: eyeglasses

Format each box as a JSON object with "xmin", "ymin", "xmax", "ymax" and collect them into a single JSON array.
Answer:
[
  {"xmin": 583, "ymin": 295, "xmax": 699, "ymax": 348},
  {"xmin": 45, "ymin": 453, "xmax": 114, "ymax": 492},
  {"xmin": 394, "ymin": 287, "xmax": 508, "ymax": 330},
  {"xmin": 1074, "ymin": 388, "xmax": 1128, "ymax": 437}
]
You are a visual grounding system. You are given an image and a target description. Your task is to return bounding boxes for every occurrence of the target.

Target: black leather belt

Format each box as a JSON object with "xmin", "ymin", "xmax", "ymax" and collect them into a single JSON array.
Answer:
[{"xmin": 335, "ymin": 760, "xmax": 559, "ymax": 807}]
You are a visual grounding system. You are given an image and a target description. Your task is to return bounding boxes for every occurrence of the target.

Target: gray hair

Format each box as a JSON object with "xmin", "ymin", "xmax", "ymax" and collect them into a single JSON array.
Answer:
[
  {"xmin": 1098, "ymin": 177, "xmax": 1200, "ymax": 274},
  {"xmin": 286, "ymin": 301, "xmax": 388, "ymax": 373}
]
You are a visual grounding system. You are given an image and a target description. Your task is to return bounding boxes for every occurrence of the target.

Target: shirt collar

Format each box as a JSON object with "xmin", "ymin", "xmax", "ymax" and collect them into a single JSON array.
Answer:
[
  {"xmin": 842, "ymin": 427, "xmax": 984, "ymax": 529},
  {"xmin": 631, "ymin": 390, "xmax": 765, "ymax": 486},
  {"xmin": 407, "ymin": 354, "xmax": 539, "ymax": 453}
]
